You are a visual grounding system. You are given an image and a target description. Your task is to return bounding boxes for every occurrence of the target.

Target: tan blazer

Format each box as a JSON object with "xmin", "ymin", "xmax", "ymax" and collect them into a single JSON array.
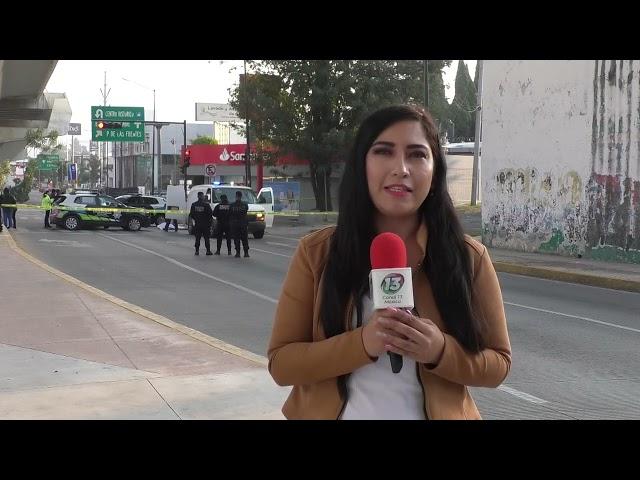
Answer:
[{"xmin": 268, "ymin": 225, "xmax": 511, "ymax": 419}]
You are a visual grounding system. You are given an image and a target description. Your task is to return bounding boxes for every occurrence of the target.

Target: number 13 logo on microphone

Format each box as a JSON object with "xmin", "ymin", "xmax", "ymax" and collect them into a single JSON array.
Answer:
[{"xmin": 381, "ymin": 273, "xmax": 405, "ymax": 294}]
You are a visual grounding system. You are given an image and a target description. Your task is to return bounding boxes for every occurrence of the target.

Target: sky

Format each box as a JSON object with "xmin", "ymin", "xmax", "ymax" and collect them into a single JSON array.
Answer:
[
  {"xmin": 446, "ymin": 60, "xmax": 477, "ymax": 99},
  {"xmin": 45, "ymin": 60, "xmax": 477, "ymax": 146}
]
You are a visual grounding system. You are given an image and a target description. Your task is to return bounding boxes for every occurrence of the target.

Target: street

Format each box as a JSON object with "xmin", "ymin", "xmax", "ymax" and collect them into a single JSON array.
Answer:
[{"xmin": 9, "ymin": 209, "xmax": 640, "ymax": 419}]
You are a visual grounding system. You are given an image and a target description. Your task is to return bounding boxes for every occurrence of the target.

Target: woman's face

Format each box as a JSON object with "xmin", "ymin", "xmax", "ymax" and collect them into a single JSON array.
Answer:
[{"xmin": 365, "ymin": 120, "xmax": 435, "ymax": 220}]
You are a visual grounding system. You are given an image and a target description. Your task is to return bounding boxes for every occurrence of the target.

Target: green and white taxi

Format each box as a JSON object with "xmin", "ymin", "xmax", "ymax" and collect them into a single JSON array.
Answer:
[{"xmin": 50, "ymin": 193, "xmax": 152, "ymax": 231}]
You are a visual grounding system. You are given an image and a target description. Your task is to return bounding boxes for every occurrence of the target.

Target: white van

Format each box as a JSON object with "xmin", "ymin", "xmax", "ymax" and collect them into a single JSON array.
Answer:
[
  {"xmin": 165, "ymin": 184, "xmax": 273, "ymax": 239},
  {"xmin": 256, "ymin": 186, "xmax": 275, "ymax": 228},
  {"xmin": 256, "ymin": 182, "xmax": 302, "ymax": 227}
]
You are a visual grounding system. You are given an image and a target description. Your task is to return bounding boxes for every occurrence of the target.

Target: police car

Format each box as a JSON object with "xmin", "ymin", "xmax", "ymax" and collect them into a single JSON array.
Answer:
[{"xmin": 50, "ymin": 193, "xmax": 152, "ymax": 231}]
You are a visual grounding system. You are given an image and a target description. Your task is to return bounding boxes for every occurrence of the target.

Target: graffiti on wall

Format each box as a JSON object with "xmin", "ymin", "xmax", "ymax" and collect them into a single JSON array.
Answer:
[
  {"xmin": 586, "ymin": 60, "xmax": 640, "ymax": 262},
  {"xmin": 484, "ymin": 167, "xmax": 586, "ymax": 254},
  {"xmin": 484, "ymin": 60, "xmax": 640, "ymax": 263}
]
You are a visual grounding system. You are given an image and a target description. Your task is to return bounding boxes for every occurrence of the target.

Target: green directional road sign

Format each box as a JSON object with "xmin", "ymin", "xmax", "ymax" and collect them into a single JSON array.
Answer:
[
  {"xmin": 37, "ymin": 154, "xmax": 60, "ymax": 171},
  {"xmin": 91, "ymin": 106, "xmax": 145, "ymax": 142}
]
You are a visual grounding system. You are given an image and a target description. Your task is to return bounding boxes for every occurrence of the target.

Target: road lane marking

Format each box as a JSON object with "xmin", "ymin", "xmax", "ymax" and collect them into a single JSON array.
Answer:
[
  {"xmin": 497, "ymin": 385, "xmax": 549, "ymax": 404},
  {"xmin": 266, "ymin": 241, "xmax": 297, "ymax": 248},
  {"xmin": 163, "ymin": 238, "xmax": 291, "ymax": 259},
  {"xmin": 38, "ymin": 238, "xmax": 90, "ymax": 247},
  {"xmin": 162, "ymin": 238, "xmax": 293, "ymax": 258},
  {"xmin": 251, "ymin": 248, "xmax": 292, "ymax": 258},
  {"xmin": 265, "ymin": 234, "xmax": 303, "ymax": 242},
  {"xmin": 11, "ymin": 231, "xmax": 90, "ymax": 235},
  {"xmin": 98, "ymin": 234, "xmax": 278, "ymax": 304},
  {"xmin": 504, "ymin": 301, "xmax": 640, "ymax": 334}
]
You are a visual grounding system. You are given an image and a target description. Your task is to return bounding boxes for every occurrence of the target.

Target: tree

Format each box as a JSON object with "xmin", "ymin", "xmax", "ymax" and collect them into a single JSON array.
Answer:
[
  {"xmin": 449, "ymin": 61, "xmax": 478, "ymax": 141},
  {"xmin": 473, "ymin": 62, "xmax": 479, "ymax": 90},
  {"xmin": 229, "ymin": 60, "xmax": 449, "ymax": 210},
  {"xmin": 10, "ymin": 158, "xmax": 39, "ymax": 202},
  {"xmin": 191, "ymin": 135, "xmax": 219, "ymax": 145},
  {"xmin": 24, "ymin": 128, "xmax": 63, "ymax": 157},
  {"xmin": 79, "ymin": 154, "xmax": 100, "ymax": 185},
  {"xmin": 11, "ymin": 129, "xmax": 64, "ymax": 202},
  {"xmin": 0, "ymin": 160, "xmax": 10, "ymax": 187},
  {"xmin": 424, "ymin": 60, "xmax": 452, "ymax": 134},
  {"xmin": 232, "ymin": 71, "xmax": 286, "ymax": 171}
]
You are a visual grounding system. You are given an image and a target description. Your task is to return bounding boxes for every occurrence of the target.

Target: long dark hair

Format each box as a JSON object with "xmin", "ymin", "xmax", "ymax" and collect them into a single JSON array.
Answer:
[{"xmin": 320, "ymin": 105, "xmax": 486, "ymax": 396}]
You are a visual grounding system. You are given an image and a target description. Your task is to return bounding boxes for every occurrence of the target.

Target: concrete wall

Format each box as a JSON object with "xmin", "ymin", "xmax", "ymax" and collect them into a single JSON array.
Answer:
[{"xmin": 482, "ymin": 60, "xmax": 640, "ymax": 264}]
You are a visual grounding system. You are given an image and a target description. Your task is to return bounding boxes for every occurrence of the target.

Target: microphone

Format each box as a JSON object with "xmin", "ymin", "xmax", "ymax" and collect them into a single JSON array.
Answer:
[{"xmin": 370, "ymin": 232, "xmax": 414, "ymax": 374}]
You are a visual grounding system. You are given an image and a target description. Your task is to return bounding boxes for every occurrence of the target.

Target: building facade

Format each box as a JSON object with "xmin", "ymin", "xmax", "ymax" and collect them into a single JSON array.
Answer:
[{"xmin": 482, "ymin": 60, "xmax": 640, "ymax": 264}]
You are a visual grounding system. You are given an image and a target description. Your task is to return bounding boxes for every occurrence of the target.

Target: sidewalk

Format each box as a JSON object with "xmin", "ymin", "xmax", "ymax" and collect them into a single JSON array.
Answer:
[
  {"xmin": 268, "ymin": 212, "xmax": 640, "ymax": 293},
  {"xmin": 0, "ymin": 230, "xmax": 289, "ymax": 419}
]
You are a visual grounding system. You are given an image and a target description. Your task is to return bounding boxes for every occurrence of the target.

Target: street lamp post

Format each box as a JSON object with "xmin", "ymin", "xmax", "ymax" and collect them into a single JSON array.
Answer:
[
  {"xmin": 471, "ymin": 60, "xmax": 483, "ymax": 206},
  {"xmin": 122, "ymin": 77, "xmax": 156, "ymax": 193},
  {"xmin": 155, "ymin": 124, "xmax": 163, "ymax": 195},
  {"xmin": 171, "ymin": 138, "xmax": 177, "ymax": 185},
  {"xmin": 243, "ymin": 60, "xmax": 252, "ymax": 187}
]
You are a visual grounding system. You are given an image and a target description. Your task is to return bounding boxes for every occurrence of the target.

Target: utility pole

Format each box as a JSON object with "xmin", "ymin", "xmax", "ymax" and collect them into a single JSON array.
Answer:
[
  {"xmin": 155, "ymin": 124, "xmax": 163, "ymax": 195},
  {"xmin": 151, "ymin": 89, "xmax": 156, "ymax": 194},
  {"xmin": 70, "ymin": 136, "xmax": 74, "ymax": 188},
  {"xmin": 183, "ymin": 120, "xmax": 187, "ymax": 201},
  {"xmin": 244, "ymin": 60, "xmax": 252, "ymax": 187},
  {"xmin": 171, "ymin": 137, "xmax": 177, "ymax": 185},
  {"xmin": 122, "ymin": 78, "xmax": 155, "ymax": 194},
  {"xmin": 99, "ymin": 71, "xmax": 111, "ymax": 190},
  {"xmin": 471, "ymin": 60, "xmax": 483, "ymax": 206},
  {"xmin": 116, "ymin": 141, "xmax": 122, "ymax": 188}
]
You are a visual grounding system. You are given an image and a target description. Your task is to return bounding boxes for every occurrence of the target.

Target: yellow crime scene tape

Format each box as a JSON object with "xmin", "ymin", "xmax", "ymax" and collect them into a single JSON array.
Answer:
[
  {"xmin": 0, "ymin": 204, "xmax": 154, "ymax": 214},
  {"xmin": 0, "ymin": 204, "xmax": 336, "ymax": 216}
]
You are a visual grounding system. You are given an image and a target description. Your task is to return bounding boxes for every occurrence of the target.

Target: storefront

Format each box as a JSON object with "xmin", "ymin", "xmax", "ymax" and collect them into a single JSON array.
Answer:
[
  {"xmin": 184, "ymin": 143, "xmax": 344, "ymax": 210},
  {"xmin": 184, "ymin": 144, "xmax": 273, "ymax": 189}
]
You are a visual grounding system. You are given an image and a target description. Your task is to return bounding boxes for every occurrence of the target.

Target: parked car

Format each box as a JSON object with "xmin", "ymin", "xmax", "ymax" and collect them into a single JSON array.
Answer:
[
  {"xmin": 116, "ymin": 194, "xmax": 167, "ymax": 226},
  {"xmin": 50, "ymin": 193, "xmax": 152, "ymax": 231}
]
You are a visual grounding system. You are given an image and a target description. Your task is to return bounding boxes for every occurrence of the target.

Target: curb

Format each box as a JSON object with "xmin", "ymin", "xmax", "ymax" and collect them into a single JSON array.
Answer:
[
  {"xmin": 492, "ymin": 261, "xmax": 640, "ymax": 293},
  {"xmin": 2, "ymin": 230, "xmax": 269, "ymax": 367}
]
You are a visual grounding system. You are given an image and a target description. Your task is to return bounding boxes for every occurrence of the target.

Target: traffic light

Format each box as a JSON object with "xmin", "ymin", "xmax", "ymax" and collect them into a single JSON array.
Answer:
[
  {"xmin": 180, "ymin": 148, "xmax": 191, "ymax": 174},
  {"xmin": 96, "ymin": 121, "xmax": 123, "ymax": 129}
]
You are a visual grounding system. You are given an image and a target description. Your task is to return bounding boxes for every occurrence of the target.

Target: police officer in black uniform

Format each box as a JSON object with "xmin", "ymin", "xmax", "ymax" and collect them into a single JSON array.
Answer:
[
  {"xmin": 189, "ymin": 191, "xmax": 213, "ymax": 256},
  {"xmin": 212, "ymin": 194, "xmax": 232, "ymax": 255},
  {"xmin": 229, "ymin": 190, "xmax": 250, "ymax": 258}
]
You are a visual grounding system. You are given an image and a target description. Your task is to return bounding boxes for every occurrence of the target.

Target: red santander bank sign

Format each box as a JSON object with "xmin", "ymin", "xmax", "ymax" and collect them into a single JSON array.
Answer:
[
  {"xmin": 188, "ymin": 144, "xmax": 251, "ymax": 166},
  {"xmin": 186, "ymin": 143, "xmax": 308, "ymax": 166}
]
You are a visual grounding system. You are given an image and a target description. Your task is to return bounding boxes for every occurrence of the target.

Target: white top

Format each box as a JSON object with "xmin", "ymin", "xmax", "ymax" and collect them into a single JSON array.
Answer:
[{"xmin": 340, "ymin": 293, "xmax": 426, "ymax": 420}]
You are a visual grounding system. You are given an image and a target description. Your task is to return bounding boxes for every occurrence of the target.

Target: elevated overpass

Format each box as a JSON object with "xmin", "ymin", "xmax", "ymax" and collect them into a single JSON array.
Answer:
[{"xmin": 0, "ymin": 60, "xmax": 72, "ymax": 161}]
